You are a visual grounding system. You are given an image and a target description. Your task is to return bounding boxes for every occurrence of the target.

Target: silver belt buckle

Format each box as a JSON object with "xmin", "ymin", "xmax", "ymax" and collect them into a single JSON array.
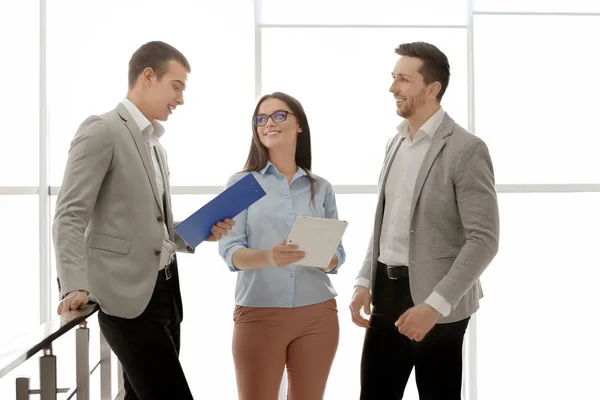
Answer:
[
  {"xmin": 386, "ymin": 266, "xmax": 398, "ymax": 280},
  {"xmin": 164, "ymin": 265, "xmax": 172, "ymax": 281}
]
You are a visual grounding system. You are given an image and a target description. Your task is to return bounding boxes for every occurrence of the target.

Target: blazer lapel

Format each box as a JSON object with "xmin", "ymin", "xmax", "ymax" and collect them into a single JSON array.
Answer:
[
  {"xmin": 409, "ymin": 114, "xmax": 454, "ymax": 219},
  {"xmin": 378, "ymin": 136, "xmax": 404, "ymax": 196},
  {"xmin": 370, "ymin": 135, "xmax": 404, "ymax": 286},
  {"xmin": 153, "ymin": 146, "xmax": 175, "ymax": 239},
  {"xmin": 116, "ymin": 103, "xmax": 162, "ymax": 210}
]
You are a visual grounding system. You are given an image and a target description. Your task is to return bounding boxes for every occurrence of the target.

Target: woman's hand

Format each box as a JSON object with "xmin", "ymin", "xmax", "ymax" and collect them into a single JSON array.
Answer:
[
  {"xmin": 319, "ymin": 255, "xmax": 338, "ymax": 273},
  {"xmin": 266, "ymin": 240, "xmax": 306, "ymax": 268}
]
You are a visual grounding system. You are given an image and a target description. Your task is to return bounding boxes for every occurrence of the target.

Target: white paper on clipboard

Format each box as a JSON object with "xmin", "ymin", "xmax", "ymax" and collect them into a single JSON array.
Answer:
[{"xmin": 286, "ymin": 216, "xmax": 348, "ymax": 268}]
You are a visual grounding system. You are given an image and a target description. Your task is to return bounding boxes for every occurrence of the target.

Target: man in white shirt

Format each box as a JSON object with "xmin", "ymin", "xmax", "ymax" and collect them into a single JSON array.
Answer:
[
  {"xmin": 350, "ymin": 41, "xmax": 499, "ymax": 399},
  {"xmin": 53, "ymin": 41, "xmax": 234, "ymax": 399}
]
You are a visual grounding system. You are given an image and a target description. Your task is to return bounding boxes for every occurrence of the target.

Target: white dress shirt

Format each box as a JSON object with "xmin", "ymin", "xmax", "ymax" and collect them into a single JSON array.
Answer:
[
  {"xmin": 122, "ymin": 98, "xmax": 176, "ymax": 270},
  {"xmin": 361, "ymin": 107, "xmax": 451, "ymax": 316}
]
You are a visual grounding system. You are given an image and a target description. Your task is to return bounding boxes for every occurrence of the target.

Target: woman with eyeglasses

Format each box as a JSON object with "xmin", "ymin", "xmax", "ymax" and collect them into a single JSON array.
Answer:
[{"xmin": 218, "ymin": 92, "xmax": 346, "ymax": 400}]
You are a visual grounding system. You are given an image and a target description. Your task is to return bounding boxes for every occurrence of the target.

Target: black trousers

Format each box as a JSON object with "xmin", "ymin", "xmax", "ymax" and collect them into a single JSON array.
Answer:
[
  {"xmin": 360, "ymin": 263, "xmax": 470, "ymax": 400},
  {"xmin": 98, "ymin": 268, "xmax": 193, "ymax": 400}
]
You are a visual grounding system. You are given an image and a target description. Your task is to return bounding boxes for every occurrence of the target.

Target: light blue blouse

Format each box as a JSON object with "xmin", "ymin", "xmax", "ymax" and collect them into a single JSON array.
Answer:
[{"xmin": 218, "ymin": 162, "xmax": 346, "ymax": 308}]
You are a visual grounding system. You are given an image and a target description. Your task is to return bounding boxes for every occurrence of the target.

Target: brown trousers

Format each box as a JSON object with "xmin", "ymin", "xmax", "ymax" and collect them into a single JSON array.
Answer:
[{"xmin": 232, "ymin": 298, "xmax": 339, "ymax": 400}]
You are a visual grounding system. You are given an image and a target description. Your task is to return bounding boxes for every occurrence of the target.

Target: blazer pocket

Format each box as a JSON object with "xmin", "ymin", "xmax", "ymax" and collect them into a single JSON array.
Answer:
[
  {"xmin": 433, "ymin": 255, "xmax": 458, "ymax": 260},
  {"xmin": 88, "ymin": 233, "xmax": 131, "ymax": 254}
]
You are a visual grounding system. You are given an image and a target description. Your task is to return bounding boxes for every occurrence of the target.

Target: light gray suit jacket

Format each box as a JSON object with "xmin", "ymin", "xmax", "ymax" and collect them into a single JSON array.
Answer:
[
  {"xmin": 53, "ymin": 103, "xmax": 193, "ymax": 319},
  {"xmin": 358, "ymin": 113, "xmax": 500, "ymax": 323}
]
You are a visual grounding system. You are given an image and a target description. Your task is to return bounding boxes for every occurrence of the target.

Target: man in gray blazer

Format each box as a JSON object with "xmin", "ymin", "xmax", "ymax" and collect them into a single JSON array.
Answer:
[
  {"xmin": 53, "ymin": 41, "xmax": 233, "ymax": 399},
  {"xmin": 350, "ymin": 42, "xmax": 499, "ymax": 399}
]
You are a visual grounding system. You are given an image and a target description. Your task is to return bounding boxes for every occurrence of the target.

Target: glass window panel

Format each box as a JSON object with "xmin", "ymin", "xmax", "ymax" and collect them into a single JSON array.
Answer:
[
  {"xmin": 48, "ymin": 0, "xmax": 255, "ymax": 187},
  {"xmin": 173, "ymin": 194, "xmax": 239, "ymax": 398},
  {"xmin": 174, "ymin": 193, "xmax": 423, "ymax": 399},
  {"xmin": 474, "ymin": 0, "xmax": 600, "ymax": 13},
  {"xmin": 46, "ymin": 190, "xmax": 488, "ymax": 398},
  {"xmin": 326, "ymin": 194, "xmax": 421, "ymax": 399},
  {"xmin": 478, "ymin": 193, "xmax": 600, "ymax": 399},
  {"xmin": 0, "ymin": 1, "xmax": 39, "ymax": 185},
  {"xmin": 0, "ymin": 195, "xmax": 40, "ymax": 399},
  {"xmin": 474, "ymin": 15, "xmax": 600, "ymax": 184},
  {"xmin": 50, "ymin": 194, "xmax": 238, "ymax": 397},
  {"xmin": 50, "ymin": 196, "xmax": 59, "ymax": 313},
  {"xmin": 0, "ymin": 317, "xmax": 115, "ymax": 399},
  {"xmin": 0, "ymin": 356, "xmax": 38, "ymax": 398},
  {"xmin": 258, "ymin": 0, "xmax": 467, "ymax": 26},
  {"xmin": 49, "ymin": 197, "xmax": 127, "ymax": 398},
  {"xmin": 261, "ymin": 28, "xmax": 468, "ymax": 184},
  {"xmin": 0, "ymin": 196, "xmax": 40, "ymax": 345}
]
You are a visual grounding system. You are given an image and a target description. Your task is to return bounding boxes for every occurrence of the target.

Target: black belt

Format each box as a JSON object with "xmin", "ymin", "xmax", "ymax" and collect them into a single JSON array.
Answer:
[
  {"xmin": 158, "ymin": 262, "xmax": 174, "ymax": 281},
  {"xmin": 380, "ymin": 262, "xmax": 409, "ymax": 280}
]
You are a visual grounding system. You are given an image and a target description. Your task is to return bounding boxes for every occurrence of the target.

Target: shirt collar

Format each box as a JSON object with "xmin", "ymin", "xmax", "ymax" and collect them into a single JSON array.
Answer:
[
  {"xmin": 122, "ymin": 97, "xmax": 165, "ymax": 146},
  {"xmin": 260, "ymin": 161, "xmax": 308, "ymax": 180},
  {"xmin": 397, "ymin": 106, "xmax": 445, "ymax": 141}
]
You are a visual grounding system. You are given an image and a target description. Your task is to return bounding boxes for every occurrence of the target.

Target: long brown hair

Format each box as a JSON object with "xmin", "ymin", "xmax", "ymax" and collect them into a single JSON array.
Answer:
[{"xmin": 243, "ymin": 92, "xmax": 319, "ymax": 203}]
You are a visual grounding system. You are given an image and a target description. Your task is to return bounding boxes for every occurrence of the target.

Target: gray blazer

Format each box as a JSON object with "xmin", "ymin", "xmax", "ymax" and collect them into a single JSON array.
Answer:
[
  {"xmin": 53, "ymin": 103, "xmax": 193, "ymax": 319},
  {"xmin": 358, "ymin": 113, "xmax": 500, "ymax": 323}
]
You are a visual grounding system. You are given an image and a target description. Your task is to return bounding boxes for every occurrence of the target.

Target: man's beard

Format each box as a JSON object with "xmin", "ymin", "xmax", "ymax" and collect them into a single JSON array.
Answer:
[{"xmin": 397, "ymin": 89, "xmax": 427, "ymax": 118}]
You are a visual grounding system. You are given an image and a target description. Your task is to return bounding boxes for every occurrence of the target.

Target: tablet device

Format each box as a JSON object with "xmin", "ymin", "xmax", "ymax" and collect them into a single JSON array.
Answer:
[{"xmin": 286, "ymin": 216, "xmax": 348, "ymax": 268}]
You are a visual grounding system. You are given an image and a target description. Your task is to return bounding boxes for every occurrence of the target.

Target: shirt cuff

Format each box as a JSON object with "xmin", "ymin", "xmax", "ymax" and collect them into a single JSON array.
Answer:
[
  {"xmin": 354, "ymin": 277, "xmax": 371, "ymax": 290},
  {"xmin": 425, "ymin": 291, "xmax": 452, "ymax": 317},
  {"xmin": 325, "ymin": 249, "xmax": 344, "ymax": 274},
  {"xmin": 225, "ymin": 245, "xmax": 247, "ymax": 272}
]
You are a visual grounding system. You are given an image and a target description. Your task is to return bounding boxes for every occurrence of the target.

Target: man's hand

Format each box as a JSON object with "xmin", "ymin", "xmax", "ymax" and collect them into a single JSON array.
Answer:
[
  {"xmin": 206, "ymin": 218, "xmax": 235, "ymax": 242},
  {"xmin": 395, "ymin": 303, "xmax": 440, "ymax": 342},
  {"xmin": 57, "ymin": 290, "xmax": 89, "ymax": 315},
  {"xmin": 266, "ymin": 240, "xmax": 306, "ymax": 267},
  {"xmin": 350, "ymin": 286, "xmax": 371, "ymax": 328}
]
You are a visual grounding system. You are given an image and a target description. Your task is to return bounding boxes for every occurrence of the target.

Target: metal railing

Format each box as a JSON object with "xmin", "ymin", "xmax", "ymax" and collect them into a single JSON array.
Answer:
[{"xmin": 0, "ymin": 303, "xmax": 123, "ymax": 400}]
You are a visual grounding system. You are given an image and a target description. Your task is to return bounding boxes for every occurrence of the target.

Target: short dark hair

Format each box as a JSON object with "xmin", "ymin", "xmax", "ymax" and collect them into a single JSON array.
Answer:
[
  {"xmin": 395, "ymin": 41, "xmax": 450, "ymax": 102},
  {"xmin": 128, "ymin": 41, "xmax": 191, "ymax": 89}
]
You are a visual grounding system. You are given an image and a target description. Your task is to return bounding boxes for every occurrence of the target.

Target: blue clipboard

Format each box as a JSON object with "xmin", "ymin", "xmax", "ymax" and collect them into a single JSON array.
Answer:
[{"xmin": 174, "ymin": 173, "xmax": 266, "ymax": 248}]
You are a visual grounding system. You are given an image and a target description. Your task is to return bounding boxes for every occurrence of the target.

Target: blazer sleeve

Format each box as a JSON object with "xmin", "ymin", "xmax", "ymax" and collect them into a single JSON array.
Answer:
[
  {"xmin": 52, "ymin": 117, "xmax": 114, "ymax": 298},
  {"xmin": 174, "ymin": 229, "xmax": 195, "ymax": 253},
  {"xmin": 432, "ymin": 138, "xmax": 500, "ymax": 308}
]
